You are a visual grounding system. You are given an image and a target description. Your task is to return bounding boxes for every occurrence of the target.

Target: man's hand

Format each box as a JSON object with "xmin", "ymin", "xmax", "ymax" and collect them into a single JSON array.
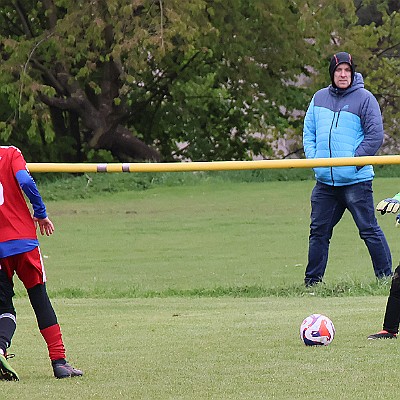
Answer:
[
  {"xmin": 33, "ymin": 216, "xmax": 55, "ymax": 236},
  {"xmin": 376, "ymin": 198, "xmax": 400, "ymax": 215}
]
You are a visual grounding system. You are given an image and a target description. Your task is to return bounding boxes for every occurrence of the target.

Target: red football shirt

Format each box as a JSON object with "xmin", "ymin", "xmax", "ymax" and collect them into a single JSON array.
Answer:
[{"xmin": 0, "ymin": 146, "xmax": 37, "ymax": 242}]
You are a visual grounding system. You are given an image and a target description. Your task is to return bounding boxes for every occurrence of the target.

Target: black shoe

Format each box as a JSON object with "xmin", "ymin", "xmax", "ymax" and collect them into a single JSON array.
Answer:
[
  {"xmin": 305, "ymin": 279, "xmax": 323, "ymax": 288},
  {"xmin": 368, "ymin": 330, "xmax": 397, "ymax": 340},
  {"xmin": 52, "ymin": 359, "xmax": 83, "ymax": 379},
  {"xmin": 0, "ymin": 353, "xmax": 19, "ymax": 381}
]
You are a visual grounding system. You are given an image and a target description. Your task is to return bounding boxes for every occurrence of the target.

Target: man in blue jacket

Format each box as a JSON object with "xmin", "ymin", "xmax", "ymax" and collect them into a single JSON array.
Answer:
[{"xmin": 302, "ymin": 51, "xmax": 392, "ymax": 286}]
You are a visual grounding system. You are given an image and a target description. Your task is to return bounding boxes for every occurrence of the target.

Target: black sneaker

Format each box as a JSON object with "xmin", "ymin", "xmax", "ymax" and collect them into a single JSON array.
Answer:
[
  {"xmin": 0, "ymin": 353, "xmax": 19, "ymax": 381},
  {"xmin": 368, "ymin": 330, "xmax": 397, "ymax": 340},
  {"xmin": 52, "ymin": 359, "xmax": 83, "ymax": 379}
]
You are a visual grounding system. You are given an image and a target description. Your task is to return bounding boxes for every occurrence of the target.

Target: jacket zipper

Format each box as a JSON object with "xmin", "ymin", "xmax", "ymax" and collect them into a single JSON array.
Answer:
[
  {"xmin": 336, "ymin": 110, "xmax": 341, "ymax": 127},
  {"xmin": 328, "ymin": 112, "xmax": 339, "ymax": 185}
]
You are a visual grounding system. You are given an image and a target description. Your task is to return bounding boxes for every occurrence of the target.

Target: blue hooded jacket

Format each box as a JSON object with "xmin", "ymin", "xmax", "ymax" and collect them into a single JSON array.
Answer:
[{"xmin": 303, "ymin": 72, "xmax": 384, "ymax": 186}]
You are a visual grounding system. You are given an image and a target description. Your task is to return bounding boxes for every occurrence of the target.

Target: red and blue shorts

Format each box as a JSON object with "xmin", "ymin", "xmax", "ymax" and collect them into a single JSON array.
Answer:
[{"xmin": 0, "ymin": 247, "xmax": 46, "ymax": 289}]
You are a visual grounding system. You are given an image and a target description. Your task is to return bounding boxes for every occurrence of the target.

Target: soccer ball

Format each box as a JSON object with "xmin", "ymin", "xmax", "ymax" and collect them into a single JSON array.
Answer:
[{"xmin": 300, "ymin": 314, "xmax": 335, "ymax": 346}]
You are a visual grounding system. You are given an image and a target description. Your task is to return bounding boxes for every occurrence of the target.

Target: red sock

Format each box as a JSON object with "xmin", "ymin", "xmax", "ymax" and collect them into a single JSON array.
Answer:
[{"xmin": 40, "ymin": 324, "xmax": 66, "ymax": 361}]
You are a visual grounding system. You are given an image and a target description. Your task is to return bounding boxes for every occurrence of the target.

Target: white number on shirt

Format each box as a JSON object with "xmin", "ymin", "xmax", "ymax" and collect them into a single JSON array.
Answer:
[{"xmin": 0, "ymin": 182, "xmax": 3, "ymax": 205}]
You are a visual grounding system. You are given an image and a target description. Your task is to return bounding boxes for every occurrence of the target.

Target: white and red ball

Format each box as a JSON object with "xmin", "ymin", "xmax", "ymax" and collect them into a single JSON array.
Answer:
[{"xmin": 300, "ymin": 314, "xmax": 335, "ymax": 346}]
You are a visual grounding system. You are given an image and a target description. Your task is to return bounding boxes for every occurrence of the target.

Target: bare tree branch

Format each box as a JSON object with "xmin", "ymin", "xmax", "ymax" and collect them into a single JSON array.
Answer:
[
  {"xmin": 17, "ymin": 33, "xmax": 54, "ymax": 119},
  {"xmin": 30, "ymin": 58, "xmax": 67, "ymax": 95},
  {"xmin": 13, "ymin": 0, "xmax": 34, "ymax": 38},
  {"xmin": 41, "ymin": 0, "xmax": 58, "ymax": 29}
]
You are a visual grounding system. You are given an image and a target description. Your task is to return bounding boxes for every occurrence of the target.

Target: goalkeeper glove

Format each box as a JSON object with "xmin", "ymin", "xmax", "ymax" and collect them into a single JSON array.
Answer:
[{"xmin": 376, "ymin": 193, "xmax": 400, "ymax": 215}]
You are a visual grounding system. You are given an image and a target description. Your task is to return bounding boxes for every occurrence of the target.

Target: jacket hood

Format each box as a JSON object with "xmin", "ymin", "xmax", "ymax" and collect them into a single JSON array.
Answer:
[{"xmin": 329, "ymin": 52, "xmax": 356, "ymax": 88}]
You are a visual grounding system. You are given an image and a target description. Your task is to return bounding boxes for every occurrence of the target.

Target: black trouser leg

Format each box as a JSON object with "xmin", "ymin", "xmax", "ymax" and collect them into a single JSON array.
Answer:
[
  {"xmin": 383, "ymin": 265, "xmax": 400, "ymax": 334},
  {"xmin": 0, "ymin": 269, "xmax": 16, "ymax": 352}
]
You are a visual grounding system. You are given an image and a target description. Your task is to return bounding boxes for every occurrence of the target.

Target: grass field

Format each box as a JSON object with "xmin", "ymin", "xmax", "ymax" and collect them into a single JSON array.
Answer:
[
  {"xmin": 3, "ymin": 174, "xmax": 400, "ymax": 398},
  {"xmin": 2, "ymin": 297, "xmax": 399, "ymax": 399}
]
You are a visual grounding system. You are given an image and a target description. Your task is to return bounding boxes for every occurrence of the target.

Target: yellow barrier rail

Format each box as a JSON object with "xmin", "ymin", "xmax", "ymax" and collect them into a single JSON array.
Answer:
[{"xmin": 26, "ymin": 155, "xmax": 400, "ymax": 173}]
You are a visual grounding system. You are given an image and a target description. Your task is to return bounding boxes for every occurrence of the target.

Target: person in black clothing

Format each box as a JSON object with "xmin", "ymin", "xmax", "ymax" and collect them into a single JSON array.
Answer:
[{"xmin": 368, "ymin": 194, "xmax": 400, "ymax": 339}]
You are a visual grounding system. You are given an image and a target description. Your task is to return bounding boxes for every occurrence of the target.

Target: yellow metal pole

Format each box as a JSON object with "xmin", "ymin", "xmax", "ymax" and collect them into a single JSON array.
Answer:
[{"xmin": 27, "ymin": 155, "xmax": 400, "ymax": 173}]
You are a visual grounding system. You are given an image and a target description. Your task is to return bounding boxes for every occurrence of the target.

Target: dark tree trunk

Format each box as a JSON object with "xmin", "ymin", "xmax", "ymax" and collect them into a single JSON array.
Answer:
[
  {"xmin": 106, "ymin": 125, "xmax": 161, "ymax": 162},
  {"xmin": 69, "ymin": 111, "xmax": 83, "ymax": 162},
  {"xmin": 39, "ymin": 85, "xmax": 162, "ymax": 162}
]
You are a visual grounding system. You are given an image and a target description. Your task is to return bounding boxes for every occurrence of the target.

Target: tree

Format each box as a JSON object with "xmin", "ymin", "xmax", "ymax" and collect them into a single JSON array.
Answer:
[
  {"xmin": 334, "ymin": 0, "xmax": 400, "ymax": 154},
  {"xmin": 0, "ymin": 0, "xmax": 360, "ymax": 162}
]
